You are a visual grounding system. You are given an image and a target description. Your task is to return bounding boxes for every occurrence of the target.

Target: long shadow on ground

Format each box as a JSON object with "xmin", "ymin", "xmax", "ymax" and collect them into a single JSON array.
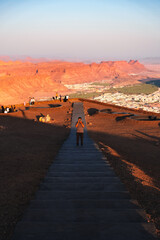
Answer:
[{"xmin": 0, "ymin": 114, "xmax": 70, "ymax": 240}]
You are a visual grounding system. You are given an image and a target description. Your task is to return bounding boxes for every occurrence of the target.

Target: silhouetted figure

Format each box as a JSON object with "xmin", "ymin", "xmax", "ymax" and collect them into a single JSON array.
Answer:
[
  {"xmin": 75, "ymin": 117, "xmax": 84, "ymax": 146},
  {"xmin": 10, "ymin": 105, "xmax": 14, "ymax": 112},
  {"xmin": 1, "ymin": 106, "xmax": 4, "ymax": 113},
  {"xmin": 32, "ymin": 98, "xmax": 35, "ymax": 105},
  {"xmin": 64, "ymin": 96, "xmax": 67, "ymax": 102},
  {"xmin": 29, "ymin": 97, "xmax": 32, "ymax": 105}
]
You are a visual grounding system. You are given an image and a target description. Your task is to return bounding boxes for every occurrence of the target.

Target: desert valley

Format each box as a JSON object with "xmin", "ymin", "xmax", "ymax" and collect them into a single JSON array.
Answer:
[
  {"xmin": 0, "ymin": 57, "xmax": 160, "ymax": 239},
  {"xmin": 0, "ymin": 57, "xmax": 160, "ymax": 115},
  {"xmin": 0, "ymin": 57, "xmax": 160, "ymax": 108}
]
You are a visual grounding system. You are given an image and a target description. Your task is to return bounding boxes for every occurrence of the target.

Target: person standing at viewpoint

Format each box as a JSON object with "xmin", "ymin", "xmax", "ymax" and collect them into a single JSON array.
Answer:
[{"xmin": 75, "ymin": 117, "xmax": 84, "ymax": 146}]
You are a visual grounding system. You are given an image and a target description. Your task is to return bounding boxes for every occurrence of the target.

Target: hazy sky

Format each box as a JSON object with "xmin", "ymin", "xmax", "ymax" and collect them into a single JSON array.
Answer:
[{"xmin": 0, "ymin": 0, "xmax": 160, "ymax": 61}]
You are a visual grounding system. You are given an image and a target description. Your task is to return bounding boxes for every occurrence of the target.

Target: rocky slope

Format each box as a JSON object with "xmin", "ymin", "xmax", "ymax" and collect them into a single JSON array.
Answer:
[{"xmin": 0, "ymin": 59, "xmax": 146, "ymax": 105}]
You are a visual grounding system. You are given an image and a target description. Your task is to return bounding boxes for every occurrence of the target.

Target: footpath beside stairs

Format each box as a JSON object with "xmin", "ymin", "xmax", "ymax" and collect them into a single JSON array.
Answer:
[{"xmin": 12, "ymin": 102, "xmax": 158, "ymax": 240}]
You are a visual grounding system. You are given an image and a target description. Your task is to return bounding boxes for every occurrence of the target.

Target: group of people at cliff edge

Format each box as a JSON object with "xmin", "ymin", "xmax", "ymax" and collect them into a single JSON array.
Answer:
[
  {"xmin": 1, "ymin": 105, "xmax": 16, "ymax": 113},
  {"xmin": 53, "ymin": 94, "xmax": 69, "ymax": 102}
]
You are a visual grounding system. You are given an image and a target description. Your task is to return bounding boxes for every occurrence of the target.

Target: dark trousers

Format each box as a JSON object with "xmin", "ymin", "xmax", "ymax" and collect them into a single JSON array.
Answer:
[{"xmin": 76, "ymin": 132, "xmax": 83, "ymax": 146}]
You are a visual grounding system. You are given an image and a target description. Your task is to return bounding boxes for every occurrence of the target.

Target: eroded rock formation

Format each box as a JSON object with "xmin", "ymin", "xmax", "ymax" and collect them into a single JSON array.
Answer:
[{"xmin": 0, "ymin": 59, "xmax": 146, "ymax": 105}]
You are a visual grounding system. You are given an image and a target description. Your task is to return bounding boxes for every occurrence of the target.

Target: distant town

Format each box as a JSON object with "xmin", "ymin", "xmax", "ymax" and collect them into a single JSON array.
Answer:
[
  {"xmin": 95, "ymin": 90, "xmax": 160, "ymax": 113},
  {"xmin": 66, "ymin": 82, "xmax": 160, "ymax": 113}
]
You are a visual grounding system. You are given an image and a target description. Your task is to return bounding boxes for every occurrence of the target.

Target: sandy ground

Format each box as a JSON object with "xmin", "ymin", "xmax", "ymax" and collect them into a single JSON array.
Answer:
[
  {"xmin": 0, "ymin": 100, "xmax": 72, "ymax": 240},
  {"xmin": 83, "ymin": 100, "xmax": 160, "ymax": 237}
]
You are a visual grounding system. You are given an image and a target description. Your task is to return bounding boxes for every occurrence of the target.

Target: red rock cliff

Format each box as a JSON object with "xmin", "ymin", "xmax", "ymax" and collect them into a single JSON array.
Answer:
[{"xmin": 0, "ymin": 59, "xmax": 146, "ymax": 105}]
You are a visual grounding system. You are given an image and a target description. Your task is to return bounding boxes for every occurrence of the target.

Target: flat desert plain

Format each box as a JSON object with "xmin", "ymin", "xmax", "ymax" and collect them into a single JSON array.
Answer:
[{"xmin": 0, "ymin": 99, "xmax": 160, "ymax": 239}]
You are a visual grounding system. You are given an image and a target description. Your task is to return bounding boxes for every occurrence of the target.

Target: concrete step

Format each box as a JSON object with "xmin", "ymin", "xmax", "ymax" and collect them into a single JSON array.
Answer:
[
  {"xmin": 35, "ymin": 191, "xmax": 130, "ymax": 200},
  {"xmin": 58, "ymin": 149, "xmax": 102, "ymax": 152},
  {"xmin": 22, "ymin": 208, "xmax": 148, "ymax": 223},
  {"xmin": 43, "ymin": 176, "xmax": 121, "ymax": 184},
  {"xmin": 59, "ymin": 147, "xmax": 100, "ymax": 151},
  {"xmin": 57, "ymin": 150, "xmax": 102, "ymax": 153},
  {"xmin": 12, "ymin": 222, "xmax": 157, "ymax": 240},
  {"xmin": 57, "ymin": 152, "xmax": 106, "ymax": 156},
  {"xmin": 55, "ymin": 157, "xmax": 105, "ymax": 161},
  {"xmin": 58, "ymin": 149, "xmax": 102, "ymax": 153},
  {"xmin": 39, "ymin": 182, "xmax": 126, "ymax": 191},
  {"xmin": 52, "ymin": 161, "xmax": 109, "ymax": 165},
  {"xmin": 30, "ymin": 199, "xmax": 140, "ymax": 209},
  {"xmin": 47, "ymin": 171, "xmax": 116, "ymax": 177},
  {"xmin": 56, "ymin": 151, "xmax": 105, "ymax": 154},
  {"xmin": 53, "ymin": 161, "xmax": 109, "ymax": 165},
  {"xmin": 60, "ymin": 148, "xmax": 104, "ymax": 152},
  {"xmin": 48, "ymin": 165, "xmax": 113, "ymax": 172},
  {"xmin": 56, "ymin": 154, "xmax": 104, "ymax": 158}
]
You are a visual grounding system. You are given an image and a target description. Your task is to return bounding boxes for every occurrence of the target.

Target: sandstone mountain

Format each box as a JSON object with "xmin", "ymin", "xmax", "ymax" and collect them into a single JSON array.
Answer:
[
  {"xmin": 0, "ymin": 59, "xmax": 146, "ymax": 105},
  {"xmin": 56, "ymin": 60, "xmax": 146, "ymax": 85}
]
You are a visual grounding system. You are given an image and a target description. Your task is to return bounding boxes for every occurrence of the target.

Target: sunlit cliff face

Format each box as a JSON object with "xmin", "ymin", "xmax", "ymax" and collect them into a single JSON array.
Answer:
[{"xmin": 0, "ymin": 59, "xmax": 146, "ymax": 105}]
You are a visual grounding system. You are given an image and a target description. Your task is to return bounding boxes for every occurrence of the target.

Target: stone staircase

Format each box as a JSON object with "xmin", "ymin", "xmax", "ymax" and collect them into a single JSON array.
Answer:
[{"xmin": 12, "ymin": 102, "xmax": 158, "ymax": 240}]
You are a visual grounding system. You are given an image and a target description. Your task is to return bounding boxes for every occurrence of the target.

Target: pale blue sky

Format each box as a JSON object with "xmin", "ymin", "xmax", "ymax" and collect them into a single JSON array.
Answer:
[{"xmin": 0, "ymin": 0, "xmax": 160, "ymax": 61}]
